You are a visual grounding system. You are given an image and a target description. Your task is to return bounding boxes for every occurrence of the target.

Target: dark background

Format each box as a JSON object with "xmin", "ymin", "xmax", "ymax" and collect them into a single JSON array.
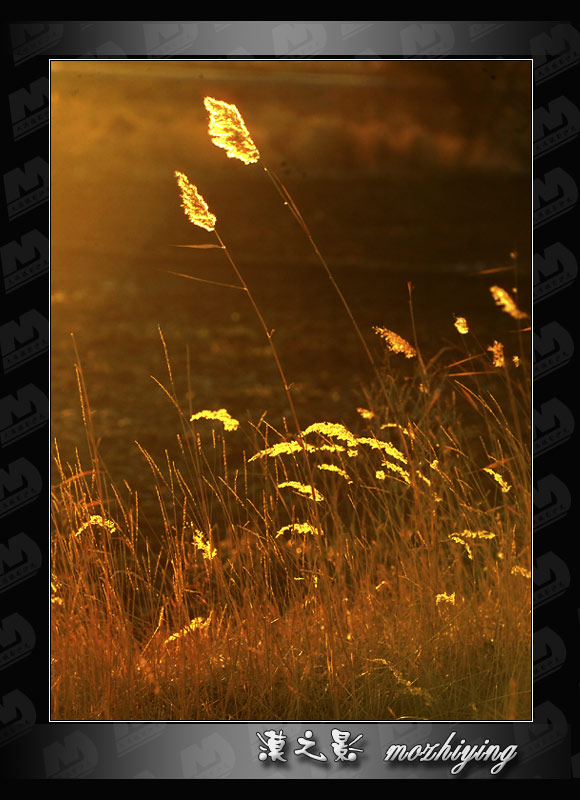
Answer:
[{"xmin": 51, "ymin": 59, "xmax": 531, "ymax": 526}]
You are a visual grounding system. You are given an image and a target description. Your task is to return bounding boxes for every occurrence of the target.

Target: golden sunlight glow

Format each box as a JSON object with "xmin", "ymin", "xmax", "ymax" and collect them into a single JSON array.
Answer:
[
  {"xmin": 454, "ymin": 316, "xmax": 469, "ymax": 334},
  {"xmin": 511, "ymin": 565, "xmax": 531, "ymax": 579},
  {"xmin": 357, "ymin": 436, "xmax": 407, "ymax": 463},
  {"xmin": 373, "ymin": 327, "xmax": 417, "ymax": 358},
  {"xmin": 489, "ymin": 285, "xmax": 528, "ymax": 320},
  {"xmin": 380, "ymin": 422, "xmax": 410, "ymax": 437},
  {"xmin": 74, "ymin": 515, "xmax": 117, "ymax": 537},
  {"xmin": 376, "ymin": 462, "xmax": 411, "ymax": 484},
  {"xmin": 449, "ymin": 534, "xmax": 473, "ymax": 559},
  {"xmin": 191, "ymin": 529, "xmax": 217, "ymax": 560},
  {"xmin": 436, "ymin": 591, "xmax": 456, "ymax": 605},
  {"xmin": 276, "ymin": 522, "xmax": 323, "ymax": 537},
  {"xmin": 449, "ymin": 530, "xmax": 496, "ymax": 560},
  {"xmin": 452, "ymin": 529, "xmax": 496, "ymax": 540},
  {"xmin": 483, "ymin": 468, "xmax": 511, "ymax": 493},
  {"xmin": 249, "ymin": 437, "xmax": 362, "ymax": 462},
  {"xmin": 317, "ymin": 463, "xmax": 353, "ymax": 483},
  {"xmin": 164, "ymin": 614, "xmax": 213, "ymax": 645},
  {"xmin": 190, "ymin": 408, "xmax": 240, "ymax": 431},
  {"xmin": 303, "ymin": 421, "xmax": 359, "ymax": 448},
  {"xmin": 249, "ymin": 440, "xmax": 313, "ymax": 461},
  {"xmin": 204, "ymin": 96, "xmax": 260, "ymax": 165},
  {"xmin": 278, "ymin": 481, "xmax": 325, "ymax": 502},
  {"xmin": 487, "ymin": 340, "xmax": 505, "ymax": 368},
  {"xmin": 174, "ymin": 170, "xmax": 217, "ymax": 231}
]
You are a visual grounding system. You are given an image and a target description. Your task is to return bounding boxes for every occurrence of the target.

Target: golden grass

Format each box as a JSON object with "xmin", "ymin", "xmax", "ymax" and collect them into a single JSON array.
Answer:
[
  {"xmin": 489, "ymin": 285, "xmax": 529, "ymax": 320},
  {"xmin": 51, "ymin": 315, "xmax": 531, "ymax": 721},
  {"xmin": 174, "ymin": 170, "xmax": 216, "ymax": 231},
  {"xmin": 51, "ymin": 95, "xmax": 531, "ymax": 722},
  {"xmin": 204, "ymin": 96, "xmax": 260, "ymax": 165},
  {"xmin": 373, "ymin": 326, "xmax": 417, "ymax": 358}
]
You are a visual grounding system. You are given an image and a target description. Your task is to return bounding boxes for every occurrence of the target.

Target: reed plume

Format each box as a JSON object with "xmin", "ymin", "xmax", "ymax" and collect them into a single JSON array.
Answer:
[
  {"xmin": 190, "ymin": 408, "xmax": 240, "ymax": 431},
  {"xmin": 174, "ymin": 170, "xmax": 216, "ymax": 231},
  {"xmin": 373, "ymin": 326, "xmax": 417, "ymax": 358},
  {"xmin": 489, "ymin": 285, "xmax": 528, "ymax": 320},
  {"xmin": 487, "ymin": 340, "xmax": 505, "ymax": 368},
  {"xmin": 203, "ymin": 96, "xmax": 260, "ymax": 165},
  {"xmin": 202, "ymin": 95, "xmax": 388, "ymax": 399},
  {"xmin": 173, "ymin": 168, "xmax": 321, "ymax": 506}
]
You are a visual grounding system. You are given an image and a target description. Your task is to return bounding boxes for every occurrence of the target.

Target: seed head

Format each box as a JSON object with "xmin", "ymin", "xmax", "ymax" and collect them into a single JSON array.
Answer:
[
  {"xmin": 204, "ymin": 96, "xmax": 260, "ymax": 165},
  {"xmin": 489, "ymin": 285, "xmax": 528, "ymax": 320},
  {"xmin": 175, "ymin": 170, "xmax": 217, "ymax": 231},
  {"xmin": 373, "ymin": 327, "xmax": 417, "ymax": 358}
]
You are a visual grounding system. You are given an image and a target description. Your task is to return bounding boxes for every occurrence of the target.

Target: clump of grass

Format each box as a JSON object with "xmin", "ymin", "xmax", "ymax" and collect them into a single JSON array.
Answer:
[
  {"xmin": 51, "ymin": 94, "xmax": 530, "ymax": 721},
  {"xmin": 51, "ymin": 303, "xmax": 530, "ymax": 720}
]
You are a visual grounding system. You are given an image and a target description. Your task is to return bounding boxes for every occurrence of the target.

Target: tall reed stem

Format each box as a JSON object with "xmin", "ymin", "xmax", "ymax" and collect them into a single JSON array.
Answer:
[
  {"xmin": 262, "ymin": 164, "xmax": 391, "ymax": 402},
  {"xmin": 213, "ymin": 229, "xmax": 321, "ymax": 507}
]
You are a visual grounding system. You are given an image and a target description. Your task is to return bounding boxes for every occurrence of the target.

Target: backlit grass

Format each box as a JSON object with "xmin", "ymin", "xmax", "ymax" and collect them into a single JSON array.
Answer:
[{"xmin": 51, "ymin": 95, "xmax": 530, "ymax": 722}]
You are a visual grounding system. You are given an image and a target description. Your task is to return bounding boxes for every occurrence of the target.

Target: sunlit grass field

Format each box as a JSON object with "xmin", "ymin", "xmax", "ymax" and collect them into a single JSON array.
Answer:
[{"xmin": 50, "ymin": 88, "xmax": 531, "ymax": 722}]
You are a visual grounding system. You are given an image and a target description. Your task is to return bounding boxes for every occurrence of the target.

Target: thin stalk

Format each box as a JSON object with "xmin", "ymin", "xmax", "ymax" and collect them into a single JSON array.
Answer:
[
  {"xmin": 407, "ymin": 281, "xmax": 426, "ymax": 376},
  {"xmin": 262, "ymin": 164, "xmax": 391, "ymax": 402},
  {"xmin": 214, "ymin": 229, "xmax": 321, "ymax": 509}
]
